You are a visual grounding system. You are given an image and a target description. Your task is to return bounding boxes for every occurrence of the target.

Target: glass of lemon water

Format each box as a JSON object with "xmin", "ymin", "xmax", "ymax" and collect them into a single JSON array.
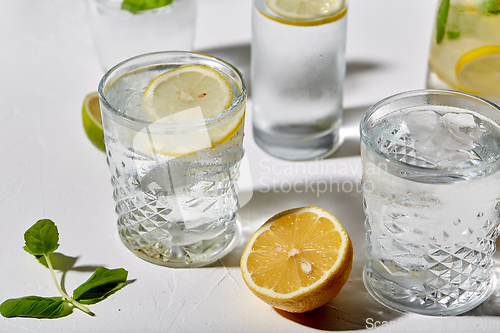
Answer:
[
  {"xmin": 98, "ymin": 51, "xmax": 247, "ymax": 268},
  {"xmin": 87, "ymin": 0, "xmax": 197, "ymax": 71},
  {"xmin": 426, "ymin": 0, "xmax": 500, "ymax": 104},
  {"xmin": 251, "ymin": 0, "xmax": 348, "ymax": 160}
]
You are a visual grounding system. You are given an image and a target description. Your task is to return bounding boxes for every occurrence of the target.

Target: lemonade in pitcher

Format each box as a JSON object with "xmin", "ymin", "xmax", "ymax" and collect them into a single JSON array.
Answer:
[{"xmin": 426, "ymin": 0, "xmax": 500, "ymax": 104}]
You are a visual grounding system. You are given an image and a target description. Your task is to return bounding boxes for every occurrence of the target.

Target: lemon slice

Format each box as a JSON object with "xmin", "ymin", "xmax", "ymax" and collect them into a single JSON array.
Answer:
[
  {"xmin": 265, "ymin": 0, "xmax": 346, "ymax": 26},
  {"xmin": 143, "ymin": 64, "xmax": 233, "ymax": 121},
  {"xmin": 82, "ymin": 91, "xmax": 106, "ymax": 152},
  {"xmin": 240, "ymin": 206, "xmax": 353, "ymax": 313},
  {"xmin": 456, "ymin": 45, "xmax": 500, "ymax": 97},
  {"xmin": 140, "ymin": 64, "xmax": 243, "ymax": 156}
]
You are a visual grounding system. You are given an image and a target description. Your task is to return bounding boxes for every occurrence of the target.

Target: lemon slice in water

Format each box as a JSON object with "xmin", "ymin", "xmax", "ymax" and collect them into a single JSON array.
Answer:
[
  {"xmin": 266, "ymin": 0, "xmax": 346, "ymax": 26},
  {"xmin": 140, "ymin": 64, "xmax": 242, "ymax": 156},
  {"xmin": 455, "ymin": 45, "xmax": 500, "ymax": 98}
]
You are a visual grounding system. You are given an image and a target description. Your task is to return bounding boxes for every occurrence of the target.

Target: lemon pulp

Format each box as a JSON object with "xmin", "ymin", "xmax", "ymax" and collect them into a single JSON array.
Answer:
[{"xmin": 241, "ymin": 206, "xmax": 353, "ymax": 313}]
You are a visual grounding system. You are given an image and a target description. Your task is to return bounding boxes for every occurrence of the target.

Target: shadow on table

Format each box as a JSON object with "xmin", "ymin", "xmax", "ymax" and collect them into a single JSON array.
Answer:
[{"xmin": 36, "ymin": 253, "xmax": 136, "ymax": 294}]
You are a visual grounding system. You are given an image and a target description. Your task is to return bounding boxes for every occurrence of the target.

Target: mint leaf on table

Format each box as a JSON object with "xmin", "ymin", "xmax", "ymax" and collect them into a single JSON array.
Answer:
[
  {"xmin": 73, "ymin": 267, "xmax": 128, "ymax": 305},
  {"xmin": 436, "ymin": 0, "xmax": 450, "ymax": 44},
  {"xmin": 0, "ymin": 296, "xmax": 66, "ymax": 319},
  {"xmin": 121, "ymin": 0, "xmax": 174, "ymax": 13},
  {"xmin": 0, "ymin": 219, "xmax": 129, "ymax": 319},
  {"xmin": 23, "ymin": 219, "xmax": 59, "ymax": 256}
]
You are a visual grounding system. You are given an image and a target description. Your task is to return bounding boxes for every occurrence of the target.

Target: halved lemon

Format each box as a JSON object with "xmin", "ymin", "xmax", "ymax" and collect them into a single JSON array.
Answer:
[
  {"xmin": 265, "ymin": 0, "xmax": 346, "ymax": 26},
  {"xmin": 240, "ymin": 206, "xmax": 353, "ymax": 313},
  {"xmin": 82, "ymin": 91, "xmax": 106, "ymax": 152},
  {"xmin": 456, "ymin": 45, "xmax": 500, "ymax": 97},
  {"xmin": 140, "ymin": 64, "xmax": 244, "ymax": 156}
]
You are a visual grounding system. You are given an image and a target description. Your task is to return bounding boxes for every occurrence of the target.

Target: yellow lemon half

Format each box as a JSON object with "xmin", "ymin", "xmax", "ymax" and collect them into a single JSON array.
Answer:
[
  {"xmin": 456, "ymin": 45, "xmax": 500, "ymax": 97},
  {"xmin": 240, "ymin": 206, "xmax": 353, "ymax": 313}
]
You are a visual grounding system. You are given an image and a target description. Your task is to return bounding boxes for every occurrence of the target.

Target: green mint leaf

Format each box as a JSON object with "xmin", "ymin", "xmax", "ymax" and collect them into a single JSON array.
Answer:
[
  {"xmin": 73, "ymin": 267, "xmax": 128, "ymax": 305},
  {"xmin": 24, "ymin": 219, "xmax": 59, "ymax": 256},
  {"xmin": 446, "ymin": 31, "xmax": 460, "ymax": 39},
  {"xmin": 121, "ymin": 0, "xmax": 174, "ymax": 14},
  {"xmin": 0, "ymin": 296, "xmax": 67, "ymax": 318},
  {"xmin": 480, "ymin": 0, "xmax": 500, "ymax": 15},
  {"xmin": 436, "ymin": 0, "xmax": 450, "ymax": 44}
]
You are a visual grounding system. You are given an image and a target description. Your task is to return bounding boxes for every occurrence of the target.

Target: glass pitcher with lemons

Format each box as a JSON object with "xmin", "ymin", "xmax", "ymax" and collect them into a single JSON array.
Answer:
[{"xmin": 426, "ymin": 0, "xmax": 500, "ymax": 105}]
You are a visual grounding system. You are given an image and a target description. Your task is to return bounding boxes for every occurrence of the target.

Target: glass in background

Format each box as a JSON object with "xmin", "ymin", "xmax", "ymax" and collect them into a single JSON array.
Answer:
[
  {"xmin": 426, "ymin": 0, "xmax": 500, "ymax": 105},
  {"xmin": 87, "ymin": 0, "xmax": 197, "ymax": 71},
  {"xmin": 251, "ymin": 0, "xmax": 348, "ymax": 160}
]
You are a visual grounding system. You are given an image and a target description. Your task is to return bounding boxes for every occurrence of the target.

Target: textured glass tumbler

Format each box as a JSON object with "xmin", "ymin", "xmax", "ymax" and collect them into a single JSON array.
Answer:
[
  {"xmin": 251, "ymin": 0, "xmax": 348, "ymax": 160},
  {"xmin": 98, "ymin": 51, "xmax": 247, "ymax": 268},
  {"xmin": 87, "ymin": 0, "xmax": 197, "ymax": 71},
  {"xmin": 361, "ymin": 89, "xmax": 500, "ymax": 315}
]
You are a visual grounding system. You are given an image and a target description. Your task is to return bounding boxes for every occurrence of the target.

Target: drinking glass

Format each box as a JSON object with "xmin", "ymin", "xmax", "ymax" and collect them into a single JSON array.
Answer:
[
  {"xmin": 98, "ymin": 51, "xmax": 247, "ymax": 268},
  {"xmin": 251, "ymin": 0, "xmax": 348, "ymax": 160},
  {"xmin": 426, "ymin": 0, "xmax": 500, "ymax": 105},
  {"xmin": 361, "ymin": 89, "xmax": 500, "ymax": 315},
  {"xmin": 87, "ymin": 0, "xmax": 197, "ymax": 71}
]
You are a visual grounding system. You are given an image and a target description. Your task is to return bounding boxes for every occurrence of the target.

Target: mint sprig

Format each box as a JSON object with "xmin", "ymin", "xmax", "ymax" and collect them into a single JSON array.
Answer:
[
  {"xmin": 122, "ymin": 0, "xmax": 174, "ymax": 14},
  {"xmin": 436, "ymin": 0, "xmax": 450, "ymax": 44},
  {"xmin": 0, "ymin": 219, "xmax": 129, "ymax": 319}
]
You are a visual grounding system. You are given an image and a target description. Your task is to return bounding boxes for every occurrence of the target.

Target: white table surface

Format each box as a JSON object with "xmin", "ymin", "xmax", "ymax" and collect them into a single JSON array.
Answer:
[{"xmin": 2, "ymin": 0, "xmax": 500, "ymax": 332}]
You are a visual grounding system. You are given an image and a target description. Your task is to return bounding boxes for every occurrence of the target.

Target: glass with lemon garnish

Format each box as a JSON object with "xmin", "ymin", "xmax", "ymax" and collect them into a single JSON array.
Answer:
[
  {"xmin": 426, "ymin": 0, "xmax": 500, "ymax": 104},
  {"xmin": 98, "ymin": 52, "xmax": 247, "ymax": 267},
  {"xmin": 252, "ymin": 0, "xmax": 348, "ymax": 160}
]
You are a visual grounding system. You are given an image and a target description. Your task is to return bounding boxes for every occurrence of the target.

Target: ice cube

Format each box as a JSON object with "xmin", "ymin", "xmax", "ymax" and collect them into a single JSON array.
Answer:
[
  {"xmin": 441, "ymin": 113, "xmax": 479, "ymax": 150},
  {"xmin": 405, "ymin": 110, "xmax": 442, "ymax": 138}
]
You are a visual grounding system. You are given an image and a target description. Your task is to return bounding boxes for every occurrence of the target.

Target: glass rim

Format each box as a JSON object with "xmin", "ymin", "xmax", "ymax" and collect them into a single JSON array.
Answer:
[
  {"xmin": 91, "ymin": 0, "xmax": 177, "ymax": 13},
  {"xmin": 98, "ymin": 51, "xmax": 247, "ymax": 131},
  {"xmin": 360, "ymin": 88, "xmax": 500, "ymax": 175}
]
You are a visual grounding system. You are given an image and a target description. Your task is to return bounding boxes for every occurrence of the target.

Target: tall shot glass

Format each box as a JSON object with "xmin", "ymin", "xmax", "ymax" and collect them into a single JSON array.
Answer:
[
  {"xmin": 251, "ymin": 0, "xmax": 348, "ymax": 161},
  {"xmin": 98, "ymin": 52, "xmax": 247, "ymax": 268},
  {"xmin": 87, "ymin": 0, "xmax": 197, "ymax": 71},
  {"xmin": 361, "ymin": 89, "xmax": 500, "ymax": 315}
]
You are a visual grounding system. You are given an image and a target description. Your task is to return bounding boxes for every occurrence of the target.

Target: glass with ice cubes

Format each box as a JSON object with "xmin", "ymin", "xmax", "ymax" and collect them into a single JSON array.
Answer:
[{"xmin": 361, "ymin": 89, "xmax": 500, "ymax": 315}]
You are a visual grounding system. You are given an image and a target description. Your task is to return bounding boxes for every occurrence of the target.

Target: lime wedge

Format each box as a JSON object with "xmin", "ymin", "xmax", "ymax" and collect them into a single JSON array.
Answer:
[{"xmin": 82, "ymin": 92, "xmax": 106, "ymax": 152}]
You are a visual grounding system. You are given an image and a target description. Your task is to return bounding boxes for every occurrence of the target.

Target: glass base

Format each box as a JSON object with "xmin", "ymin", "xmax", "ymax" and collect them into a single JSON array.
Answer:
[
  {"xmin": 119, "ymin": 219, "xmax": 242, "ymax": 268},
  {"xmin": 253, "ymin": 126, "xmax": 343, "ymax": 161},
  {"xmin": 363, "ymin": 265, "xmax": 496, "ymax": 316}
]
